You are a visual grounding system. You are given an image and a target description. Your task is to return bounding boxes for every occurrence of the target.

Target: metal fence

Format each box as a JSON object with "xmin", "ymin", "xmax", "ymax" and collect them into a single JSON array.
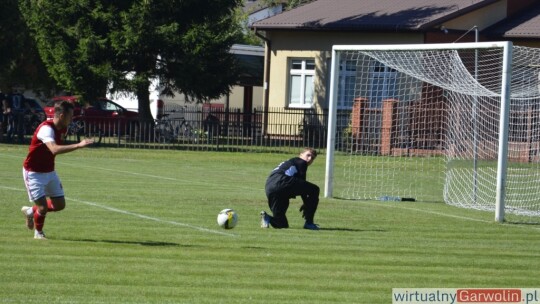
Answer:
[{"xmin": 63, "ymin": 104, "xmax": 352, "ymax": 154}]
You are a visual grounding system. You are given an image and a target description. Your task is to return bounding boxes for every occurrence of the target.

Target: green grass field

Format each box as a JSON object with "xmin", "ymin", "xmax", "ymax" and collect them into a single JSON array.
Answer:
[{"xmin": 1, "ymin": 144, "xmax": 539, "ymax": 303}]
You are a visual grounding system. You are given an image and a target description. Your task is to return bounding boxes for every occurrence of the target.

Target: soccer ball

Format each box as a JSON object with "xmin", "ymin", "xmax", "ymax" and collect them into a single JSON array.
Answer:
[{"xmin": 217, "ymin": 209, "xmax": 238, "ymax": 229}]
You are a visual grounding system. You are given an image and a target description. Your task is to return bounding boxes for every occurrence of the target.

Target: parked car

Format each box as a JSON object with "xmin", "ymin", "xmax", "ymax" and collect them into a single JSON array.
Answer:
[
  {"xmin": 45, "ymin": 96, "xmax": 139, "ymax": 140},
  {"xmin": 23, "ymin": 98, "xmax": 47, "ymax": 135}
]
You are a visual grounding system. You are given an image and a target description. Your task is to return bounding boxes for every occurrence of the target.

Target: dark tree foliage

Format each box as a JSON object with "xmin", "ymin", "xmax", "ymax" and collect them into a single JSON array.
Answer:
[
  {"xmin": 20, "ymin": 0, "xmax": 243, "ymax": 121},
  {"xmin": 19, "ymin": 0, "xmax": 112, "ymax": 103},
  {"xmin": 0, "ymin": 0, "xmax": 55, "ymax": 93}
]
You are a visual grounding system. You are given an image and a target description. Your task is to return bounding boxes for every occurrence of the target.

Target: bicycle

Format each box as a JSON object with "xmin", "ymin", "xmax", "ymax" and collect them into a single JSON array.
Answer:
[
  {"xmin": 65, "ymin": 119, "xmax": 102, "ymax": 145},
  {"xmin": 154, "ymin": 111, "xmax": 197, "ymax": 143}
]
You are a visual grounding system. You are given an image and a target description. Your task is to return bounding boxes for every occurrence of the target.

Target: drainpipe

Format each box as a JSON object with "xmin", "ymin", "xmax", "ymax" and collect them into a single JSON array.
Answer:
[{"xmin": 254, "ymin": 28, "xmax": 271, "ymax": 136}]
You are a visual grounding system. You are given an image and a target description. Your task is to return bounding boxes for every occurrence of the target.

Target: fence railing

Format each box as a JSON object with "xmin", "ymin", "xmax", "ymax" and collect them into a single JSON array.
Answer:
[{"xmin": 62, "ymin": 105, "xmax": 351, "ymax": 154}]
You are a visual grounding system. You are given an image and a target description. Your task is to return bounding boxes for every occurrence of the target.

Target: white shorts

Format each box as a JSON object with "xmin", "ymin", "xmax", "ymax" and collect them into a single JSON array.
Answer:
[{"xmin": 22, "ymin": 168, "xmax": 64, "ymax": 202}]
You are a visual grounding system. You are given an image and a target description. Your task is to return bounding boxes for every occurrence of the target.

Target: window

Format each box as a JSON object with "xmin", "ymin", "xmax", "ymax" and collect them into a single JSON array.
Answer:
[
  {"xmin": 337, "ymin": 60, "xmax": 357, "ymax": 109},
  {"xmin": 288, "ymin": 59, "xmax": 315, "ymax": 108},
  {"xmin": 368, "ymin": 62, "xmax": 397, "ymax": 108},
  {"xmin": 96, "ymin": 100, "xmax": 121, "ymax": 112}
]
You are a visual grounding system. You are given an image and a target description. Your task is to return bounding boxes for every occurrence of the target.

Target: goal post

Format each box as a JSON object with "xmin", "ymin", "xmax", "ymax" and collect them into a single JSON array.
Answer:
[
  {"xmin": 324, "ymin": 41, "xmax": 540, "ymax": 222},
  {"xmin": 495, "ymin": 43, "xmax": 513, "ymax": 222}
]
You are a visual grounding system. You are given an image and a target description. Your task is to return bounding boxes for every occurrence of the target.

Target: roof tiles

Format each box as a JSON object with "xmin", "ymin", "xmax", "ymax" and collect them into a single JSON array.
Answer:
[
  {"xmin": 252, "ymin": 0, "xmax": 496, "ymax": 31},
  {"xmin": 486, "ymin": 4, "xmax": 540, "ymax": 38}
]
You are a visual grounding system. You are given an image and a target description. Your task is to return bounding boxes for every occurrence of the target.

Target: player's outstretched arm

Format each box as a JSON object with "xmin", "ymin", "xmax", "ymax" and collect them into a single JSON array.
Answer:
[{"xmin": 44, "ymin": 138, "xmax": 94, "ymax": 155}]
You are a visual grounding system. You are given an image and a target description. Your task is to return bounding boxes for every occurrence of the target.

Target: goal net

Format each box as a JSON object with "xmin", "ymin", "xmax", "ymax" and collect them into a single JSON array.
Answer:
[{"xmin": 325, "ymin": 42, "xmax": 540, "ymax": 222}]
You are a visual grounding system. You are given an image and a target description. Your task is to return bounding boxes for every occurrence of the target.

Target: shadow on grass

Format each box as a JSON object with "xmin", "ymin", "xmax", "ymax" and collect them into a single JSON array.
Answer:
[
  {"xmin": 504, "ymin": 221, "xmax": 540, "ymax": 226},
  {"xmin": 241, "ymin": 246, "xmax": 267, "ymax": 250},
  {"xmin": 319, "ymin": 227, "xmax": 387, "ymax": 232},
  {"xmin": 60, "ymin": 238, "xmax": 196, "ymax": 247}
]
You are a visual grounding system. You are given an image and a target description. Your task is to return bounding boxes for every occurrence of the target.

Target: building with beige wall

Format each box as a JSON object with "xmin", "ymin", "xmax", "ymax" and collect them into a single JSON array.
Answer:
[
  {"xmin": 251, "ymin": 0, "xmax": 539, "ymax": 136},
  {"xmin": 111, "ymin": 44, "xmax": 264, "ymax": 117}
]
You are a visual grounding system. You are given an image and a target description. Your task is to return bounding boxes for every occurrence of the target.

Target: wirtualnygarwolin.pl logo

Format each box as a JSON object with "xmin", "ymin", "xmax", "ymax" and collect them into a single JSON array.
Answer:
[{"xmin": 392, "ymin": 288, "xmax": 540, "ymax": 304}]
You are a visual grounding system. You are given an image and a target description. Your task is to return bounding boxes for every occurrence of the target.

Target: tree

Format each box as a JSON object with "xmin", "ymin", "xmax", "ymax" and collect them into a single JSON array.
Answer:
[
  {"xmin": 283, "ymin": 0, "xmax": 316, "ymax": 10},
  {"xmin": 19, "ymin": 1, "xmax": 118, "ymax": 104},
  {"xmin": 0, "ymin": 0, "xmax": 56, "ymax": 94},
  {"xmin": 20, "ymin": 0, "xmax": 243, "ymax": 122}
]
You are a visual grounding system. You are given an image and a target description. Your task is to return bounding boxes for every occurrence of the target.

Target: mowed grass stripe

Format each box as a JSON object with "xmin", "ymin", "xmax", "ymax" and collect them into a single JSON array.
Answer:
[{"xmin": 0, "ymin": 145, "xmax": 539, "ymax": 304}]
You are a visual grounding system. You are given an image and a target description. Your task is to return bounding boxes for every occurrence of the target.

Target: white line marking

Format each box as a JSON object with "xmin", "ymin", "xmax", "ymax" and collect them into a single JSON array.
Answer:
[
  {"xmin": 1, "ymin": 152, "xmax": 538, "ymax": 230},
  {"xmin": 0, "ymin": 185, "xmax": 237, "ymax": 237},
  {"xmin": 363, "ymin": 200, "xmax": 540, "ymax": 230},
  {"xmin": 1, "ymin": 185, "xmax": 26, "ymax": 192},
  {"xmin": 59, "ymin": 162, "xmax": 259, "ymax": 192},
  {"xmin": 365, "ymin": 201, "xmax": 490, "ymax": 222},
  {"xmin": 0, "ymin": 152, "xmax": 257, "ymax": 191},
  {"xmin": 68, "ymin": 197, "xmax": 237, "ymax": 237},
  {"xmin": 66, "ymin": 163, "xmax": 179, "ymax": 181}
]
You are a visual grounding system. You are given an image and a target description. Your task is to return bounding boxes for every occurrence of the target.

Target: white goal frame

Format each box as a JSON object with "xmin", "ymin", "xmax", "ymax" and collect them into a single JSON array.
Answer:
[{"xmin": 325, "ymin": 42, "xmax": 513, "ymax": 222}]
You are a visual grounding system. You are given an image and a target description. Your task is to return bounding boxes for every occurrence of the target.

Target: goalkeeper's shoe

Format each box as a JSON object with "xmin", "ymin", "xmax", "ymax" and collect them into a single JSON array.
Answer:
[
  {"xmin": 21, "ymin": 206, "xmax": 34, "ymax": 230},
  {"xmin": 303, "ymin": 222, "xmax": 320, "ymax": 230},
  {"xmin": 260, "ymin": 211, "xmax": 270, "ymax": 228},
  {"xmin": 34, "ymin": 230, "xmax": 46, "ymax": 240}
]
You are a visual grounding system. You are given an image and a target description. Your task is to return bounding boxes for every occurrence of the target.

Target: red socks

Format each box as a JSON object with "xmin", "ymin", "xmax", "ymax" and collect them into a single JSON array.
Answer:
[
  {"xmin": 33, "ymin": 208, "xmax": 45, "ymax": 232},
  {"xmin": 32, "ymin": 199, "xmax": 56, "ymax": 232},
  {"xmin": 46, "ymin": 199, "xmax": 56, "ymax": 212}
]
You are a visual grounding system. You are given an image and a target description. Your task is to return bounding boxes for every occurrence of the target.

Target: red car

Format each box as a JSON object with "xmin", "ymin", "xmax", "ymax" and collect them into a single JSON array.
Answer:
[{"xmin": 45, "ymin": 96, "xmax": 139, "ymax": 142}]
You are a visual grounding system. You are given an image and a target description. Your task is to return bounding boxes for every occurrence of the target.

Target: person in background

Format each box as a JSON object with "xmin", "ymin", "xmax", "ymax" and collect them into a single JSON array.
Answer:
[
  {"xmin": 6, "ymin": 91, "xmax": 26, "ymax": 143},
  {"xmin": 0, "ymin": 92, "xmax": 6, "ymax": 142},
  {"xmin": 261, "ymin": 147, "xmax": 321, "ymax": 230},
  {"xmin": 3, "ymin": 92, "xmax": 13, "ymax": 142},
  {"xmin": 21, "ymin": 101, "xmax": 93, "ymax": 239}
]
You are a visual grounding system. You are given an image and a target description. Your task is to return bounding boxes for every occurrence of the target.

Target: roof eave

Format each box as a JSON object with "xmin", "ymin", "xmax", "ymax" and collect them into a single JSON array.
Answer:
[{"xmin": 252, "ymin": 24, "xmax": 424, "ymax": 32}]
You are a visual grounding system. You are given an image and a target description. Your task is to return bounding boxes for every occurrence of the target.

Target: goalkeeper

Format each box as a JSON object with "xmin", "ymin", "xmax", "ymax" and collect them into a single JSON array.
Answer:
[{"xmin": 261, "ymin": 147, "xmax": 320, "ymax": 230}]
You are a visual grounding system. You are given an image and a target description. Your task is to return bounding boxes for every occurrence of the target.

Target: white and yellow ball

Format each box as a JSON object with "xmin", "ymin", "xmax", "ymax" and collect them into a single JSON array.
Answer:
[{"xmin": 217, "ymin": 209, "xmax": 238, "ymax": 229}]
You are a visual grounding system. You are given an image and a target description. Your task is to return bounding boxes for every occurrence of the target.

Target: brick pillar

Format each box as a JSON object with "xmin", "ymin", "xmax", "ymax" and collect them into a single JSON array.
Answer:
[
  {"xmin": 351, "ymin": 97, "xmax": 367, "ymax": 139},
  {"xmin": 381, "ymin": 99, "xmax": 397, "ymax": 156}
]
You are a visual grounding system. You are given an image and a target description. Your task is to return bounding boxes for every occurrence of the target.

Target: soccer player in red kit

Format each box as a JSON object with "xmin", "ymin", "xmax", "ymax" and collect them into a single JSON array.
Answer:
[{"xmin": 21, "ymin": 100, "xmax": 93, "ymax": 239}]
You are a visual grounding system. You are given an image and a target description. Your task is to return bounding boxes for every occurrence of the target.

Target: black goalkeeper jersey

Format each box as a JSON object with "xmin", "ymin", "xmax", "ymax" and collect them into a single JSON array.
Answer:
[{"xmin": 265, "ymin": 157, "xmax": 308, "ymax": 194}]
